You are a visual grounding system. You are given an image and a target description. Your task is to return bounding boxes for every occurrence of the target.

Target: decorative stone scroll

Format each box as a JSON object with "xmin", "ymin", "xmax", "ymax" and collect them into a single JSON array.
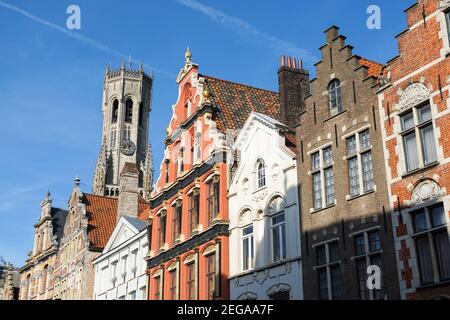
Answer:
[
  {"xmin": 396, "ymin": 83, "xmax": 430, "ymax": 112},
  {"xmin": 407, "ymin": 180, "xmax": 445, "ymax": 207}
]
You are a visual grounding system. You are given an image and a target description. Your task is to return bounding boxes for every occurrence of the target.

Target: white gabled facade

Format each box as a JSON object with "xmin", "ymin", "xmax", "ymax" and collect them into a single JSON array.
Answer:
[
  {"xmin": 93, "ymin": 216, "xmax": 148, "ymax": 300},
  {"xmin": 228, "ymin": 112, "xmax": 303, "ymax": 300}
]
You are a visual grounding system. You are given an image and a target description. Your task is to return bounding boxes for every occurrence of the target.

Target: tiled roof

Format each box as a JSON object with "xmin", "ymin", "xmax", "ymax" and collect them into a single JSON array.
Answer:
[
  {"xmin": 359, "ymin": 58, "xmax": 383, "ymax": 78},
  {"xmin": 202, "ymin": 75, "xmax": 281, "ymax": 132},
  {"xmin": 85, "ymin": 194, "xmax": 148, "ymax": 250}
]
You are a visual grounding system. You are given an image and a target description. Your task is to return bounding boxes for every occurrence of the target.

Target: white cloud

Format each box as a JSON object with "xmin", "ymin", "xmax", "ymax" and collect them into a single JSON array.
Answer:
[{"xmin": 176, "ymin": 0, "xmax": 316, "ymax": 62}]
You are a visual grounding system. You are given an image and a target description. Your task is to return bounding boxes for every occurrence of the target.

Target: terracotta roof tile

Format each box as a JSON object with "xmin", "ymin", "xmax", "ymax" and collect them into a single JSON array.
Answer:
[
  {"xmin": 85, "ymin": 194, "xmax": 149, "ymax": 250},
  {"xmin": 202, "ymin": 75, "xmax": 281, "ymax": 132},
  {"xmin": 359, "ymin": 58, "xmax": 383, "ymax": 78}
]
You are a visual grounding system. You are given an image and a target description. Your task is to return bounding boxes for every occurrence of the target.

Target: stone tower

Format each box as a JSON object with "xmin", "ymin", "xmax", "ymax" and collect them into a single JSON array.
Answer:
[{"xmin": 92, "ymin": 61, "xmax": 154, "ymax": 199}]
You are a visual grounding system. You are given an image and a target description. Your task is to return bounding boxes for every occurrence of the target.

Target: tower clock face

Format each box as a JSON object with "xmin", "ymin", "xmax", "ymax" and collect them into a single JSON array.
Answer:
[{"xmin": 120, "ymin": 139, "xmax": 136, "ymax": 156}]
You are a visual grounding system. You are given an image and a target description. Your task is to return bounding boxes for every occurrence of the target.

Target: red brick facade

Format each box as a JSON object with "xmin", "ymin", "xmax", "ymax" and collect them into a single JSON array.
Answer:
[{"xmin": 378, "ymin": 0, "xmax": 450, "ymax": 300}]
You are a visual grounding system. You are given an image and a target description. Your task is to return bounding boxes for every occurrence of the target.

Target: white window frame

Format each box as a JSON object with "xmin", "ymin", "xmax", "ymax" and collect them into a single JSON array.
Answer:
[
  {"xmin": 241, "ymin": 224, "xmax": 254, "ymax": 271},
  {"xmin": 310, "ymin": 145, "xmax": 335, "ymax": 211},
  {"xmin": 271, "ymin": 212, "xmax": 287, "ymax": 263},
  {"xmin": 399, "ymin": 102, "xmax": 438, "ymax": 174},
  {"xmin": 256, "ymin": 159, "xmax": 266, "ymax": 189},
  {"xmin": 345, "ymin": 128, "xmax": 374, "ymax": 198}
]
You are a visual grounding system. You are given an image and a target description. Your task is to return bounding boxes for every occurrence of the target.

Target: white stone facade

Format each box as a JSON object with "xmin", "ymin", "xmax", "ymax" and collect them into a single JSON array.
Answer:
[
  {"xmin": 93, "ymin": 217, "xmax": 148, "ymax": 300},
  {"xmin": 228, "ymin": 112, "xmax": 303, "ymax": 300}
]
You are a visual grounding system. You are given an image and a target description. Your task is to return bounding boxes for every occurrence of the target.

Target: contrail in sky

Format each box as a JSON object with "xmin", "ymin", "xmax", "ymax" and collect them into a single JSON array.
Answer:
[
  {"xmin": 0, "ymin": 0, "xmax": 175, "ymax": 77},
  {"xmin": 176, "ymin": 0, "xmax": 316, "ymax": 63}
]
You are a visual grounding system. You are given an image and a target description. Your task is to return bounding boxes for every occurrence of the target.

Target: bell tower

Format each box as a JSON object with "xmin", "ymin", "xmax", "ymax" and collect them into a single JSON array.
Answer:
[{"xmin": 92, "ymin": 61, "xmax": 154, "ymax": 199}]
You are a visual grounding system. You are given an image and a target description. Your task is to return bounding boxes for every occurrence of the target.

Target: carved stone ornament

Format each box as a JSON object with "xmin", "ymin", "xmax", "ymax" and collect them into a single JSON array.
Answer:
[
  {"xmin": 239, "ymin": 210, "xmax": 252, "ymax": 226},
  {"xmin": 408, "ymin": 180, "xmax": 445, "ymax": 207},
  {"xmin": 396, "ymin": 83, "xmax": 430, "ymax": 112},
  {"xmin": 440, "ymin": 0, "xmax": 450, "ymax": 9}
]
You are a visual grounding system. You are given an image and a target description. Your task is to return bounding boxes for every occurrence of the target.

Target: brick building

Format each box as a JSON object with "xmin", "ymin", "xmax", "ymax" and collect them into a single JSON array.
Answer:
[
  {"xmin": 145, "ymin": 49, "xmax": 283, "ymax": 300},
  {"xmin": 377, "ymin": 0, "xmax": 450, "ymax": 300},
  {"xmin": 294, "ymin": 27, "xmax": 400, "ymax": 300}
]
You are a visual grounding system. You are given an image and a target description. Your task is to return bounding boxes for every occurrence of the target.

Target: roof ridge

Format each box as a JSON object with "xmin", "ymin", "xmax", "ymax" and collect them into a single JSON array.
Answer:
[
  {"xmin": 84, "ymin": 193, "xmax": 118, "ymax": 201},
  {"xmin": 359, "ymin": 57, "xmax": 383, "ymax": 66},
  {"xmin": 201, "ymin": 74, "xmax": 279, "ymax": 95}
]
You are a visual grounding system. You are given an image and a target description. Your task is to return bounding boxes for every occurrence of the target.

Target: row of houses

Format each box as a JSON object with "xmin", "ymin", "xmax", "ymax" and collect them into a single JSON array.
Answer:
[{"xmin": 19, "ymin": 0, "xmax": 450, "ymax": 300}]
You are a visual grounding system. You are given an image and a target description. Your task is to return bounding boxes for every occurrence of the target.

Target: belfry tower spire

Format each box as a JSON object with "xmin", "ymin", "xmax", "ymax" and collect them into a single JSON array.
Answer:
[{"xmin": 93, "ymin": 62, "xmax": 154, "ymax": 197}]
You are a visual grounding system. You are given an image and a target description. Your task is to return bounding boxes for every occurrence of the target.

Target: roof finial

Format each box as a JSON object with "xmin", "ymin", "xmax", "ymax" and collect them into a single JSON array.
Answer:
[
  {"xmin": 139, "ymin": 62, "xmax": 144, "ymax": 72},
  {"xmin": 185, "ymin": 47, "xmax": 192, "ymax": 63},
  {"xmin": 106, "ymin": 63, "xmax": 110, "ymax": 74},
  {"xmin": 74, "ymin": 176, "xmax": 81, "ymax": 187},
  {"xmin": 121, "ymin": 58, "xmax": 125, "ymax": 70}
]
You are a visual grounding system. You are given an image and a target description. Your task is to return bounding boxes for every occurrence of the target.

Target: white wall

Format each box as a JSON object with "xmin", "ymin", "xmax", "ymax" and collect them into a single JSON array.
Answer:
[
  {"xmin": 93, "ymin": 229, "xmax": 148, "ymax": 300},
  {"xmin": 228, "ymin": 115, "xmax": 303, "ymax": 300}
]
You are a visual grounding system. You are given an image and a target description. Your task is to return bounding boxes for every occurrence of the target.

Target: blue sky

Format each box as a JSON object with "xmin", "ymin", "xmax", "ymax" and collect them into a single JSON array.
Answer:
[{"xmin": 0, "ymin": 0, "xmax": 411, "ymax": 266}]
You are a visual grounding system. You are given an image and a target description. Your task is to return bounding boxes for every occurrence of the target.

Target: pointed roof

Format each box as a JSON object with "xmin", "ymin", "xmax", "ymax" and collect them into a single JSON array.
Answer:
[
  {"xmin": 202, "ymin": 75, "xmax": 281, "ymax": 132},
  {"xmin": 84, "ymin": 194, "xmax": 148, "ymax": 250}
]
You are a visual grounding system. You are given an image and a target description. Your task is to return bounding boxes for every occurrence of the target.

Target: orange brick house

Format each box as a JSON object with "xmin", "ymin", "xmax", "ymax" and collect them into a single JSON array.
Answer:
[
  {"xmin": 145, "ymin": 49, "xmax": 283, "ymax": 300},
  {"xmin": 377, "ymin": 0, "xmax": 450, "ymax": 299}
]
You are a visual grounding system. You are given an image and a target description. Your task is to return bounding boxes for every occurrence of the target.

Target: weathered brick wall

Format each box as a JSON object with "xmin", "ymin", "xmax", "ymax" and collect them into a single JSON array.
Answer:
[
  {"xmin": 377, "ymin": 0, "xmax": 450, "ymax": 300},
  {"xmin": 295, "ymin": 26, "xmax": 400, "ymax": 300}
]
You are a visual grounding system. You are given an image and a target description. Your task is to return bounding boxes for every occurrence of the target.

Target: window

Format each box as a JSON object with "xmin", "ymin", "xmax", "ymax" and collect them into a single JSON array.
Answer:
[
  {"xmin": 446, "ymin": 10, "xmax": 450, "ymax": 44},
  {"xmin": 172, "ymin": 202, "xmax": 182, "ymax": 242},
  {"xmin": 112, "ymin": 99, "xmax": 119, "ymax": 123},
  {"xmin": 140, "ymin": 286, "xmax": 147, "ymax": 300},
  {"xmin": 328, "ymin": 79, "xmax": 343, "ymax": 114},
  {"xmin": 169, "ymin": 269, "xmax": 177, "ymax": 300},
  {"xmin": 346, "ymin": 129, "xmax": 374, "ymax": 197},
  {"xmin": 154, "ymin": 276, "xmax": 161, "ymax": 300},
  {"xmin": 242, "ymin": 225, "xmax": 254, "ymax": 271},
  {"xmin": 411, "ymin": 203, "xmax": 450, "ymax": 285},
  {"xmin": 353, "ymin": 230, "xmax": 384, "ymax": 300},
  {"xmin": 158, "ymin": 212, "xmax": 167, "ymax": 249},
  {"xmin": 272, "ymin": 214, "xmax": 286, "ymax": 262},
  {"xmin": 111, "ymin": 261, "xmax": 118, "ymax": 282},
  {"xmin": 186, "ymin": 263, "xmax": 196, "ymax": 300},
  {"xmin": 131, "ymin": 250, "xmax": 138, "ymax": 276},
  {"xmin": 206, "ymin": 254, "xmax": 216, "ymax": 300},
  {"xmin": 257, "ymin": 159, "xmax": 266, "ymax": 189},
  {"xmin": 164, "ymin": 160, "xmax": 170, "ymax": 184},
  {"xmin": 315, "ymin": 241, "xmax": 341, "ymax": 300},
  {"xmin": 188, "ymin": 191, "xmax": 200, "ymax": 234},
  {"xmin": 110, "ymin": 128, "xmax": 117, "ymax": 149},
  {"xmin": 207, "ymin": 177, "xmax": 220, "ymax": 225},
  {"xmin": 125, "ymin": 99, "xmax": 133, "ymax": 123},
  {"xmin": 194, "ymin": 132, "xmax": 201, "ymax": 163},
  {"xmin": 139, "ymin": 102, "xmax": 144, "ymax": 127},
  {"xmin": 128, "ymin": 291, "xmax": 136, "ymax": 300},
  {"xmin": 177, "ymin": 146, "xmax": 184, "ymax": 176},
  {"xmin": 400, "ymin": 103, "xmax": 437, "ymax": 173},
  {"xmin": 121, "ymin": 255, "xmax": 128, "ymax": 278},
  {"xmin": 311, "ymin": 146, "xmax": 335, "ymax": 210}
]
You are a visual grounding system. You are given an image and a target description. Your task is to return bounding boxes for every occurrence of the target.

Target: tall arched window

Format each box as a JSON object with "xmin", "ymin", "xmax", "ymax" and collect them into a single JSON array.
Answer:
[
  {"xmin": 269, "ymin": 197, "xmax": 287, "ymax": 262},
  {"xmin": 257, "ymin": 159, "xmax": 266, "ymax": 189},
  {"xmin": 138, "ymin": 102, "xmax": 144, "ymax": 127},
  {"xmin": 125, "ymin": 99, "xmax": 133, "ymax": 123},
  {"xmin": 41, "ymin": 265, "xmax": 48, "ymax": 294},
  {"xmin": 112, "ymin": 99, "xmax": 119, "ymax": 123},
  {"xmin": 328, "ymin": 79, "xmax": 342, "ymax": 113}
]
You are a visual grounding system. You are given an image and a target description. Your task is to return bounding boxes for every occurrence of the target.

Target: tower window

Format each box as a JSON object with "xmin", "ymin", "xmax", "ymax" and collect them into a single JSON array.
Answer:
[
  {"xmin": 139, "ymin": 102, "xmax": 144, "ymax": 127},
  {"xmin": 328, "ymin": 79, "xmax": 343, "ymax": 115},
  {"xmin": 112, "ymin": 99, "xmax": 119, "ymax": 123},
  {"xmin": 125, "ymin": 99, "xmax": 133, "ymax": 123}
]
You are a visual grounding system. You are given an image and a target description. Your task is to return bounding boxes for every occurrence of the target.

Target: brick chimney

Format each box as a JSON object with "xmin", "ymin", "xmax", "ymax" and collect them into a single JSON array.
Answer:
[
  {"xmin": 117, "ymin": 163, "xmax": 139, "ymax": 221},
  {"xmin": 278, "ymin": 55, "xmax": 309, "ymax": 128}
]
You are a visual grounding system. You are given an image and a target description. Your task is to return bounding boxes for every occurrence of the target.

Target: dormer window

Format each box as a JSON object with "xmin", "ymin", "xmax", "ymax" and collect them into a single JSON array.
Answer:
[
  {"xmin": 125, "ymin": 99, "xmax": 133, "ymax": 123},
  {"xmin": 328, "ymin": 79, "xmax": 342, "ymax": 115},
  {"xmin": 257, "ymin": 159, "xmax": 266, "ymax": 189},
  {"xmin": 112, "ymin": 99, "xmax": 119, "ymax": 123}
]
